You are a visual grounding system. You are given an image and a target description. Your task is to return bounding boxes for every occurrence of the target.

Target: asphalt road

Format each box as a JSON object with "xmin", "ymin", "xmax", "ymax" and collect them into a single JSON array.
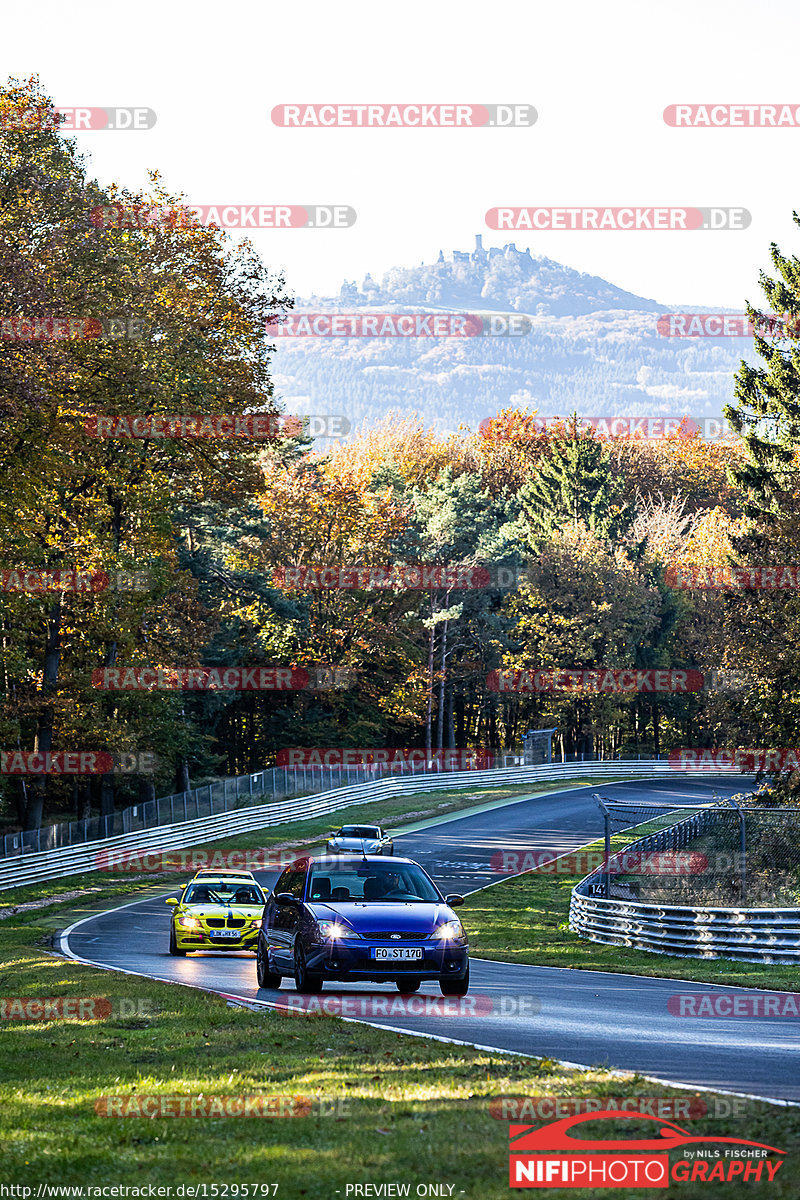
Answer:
[{"xmin": 60, "ymin": 776, "xmax": 800, "ymax": 1103}]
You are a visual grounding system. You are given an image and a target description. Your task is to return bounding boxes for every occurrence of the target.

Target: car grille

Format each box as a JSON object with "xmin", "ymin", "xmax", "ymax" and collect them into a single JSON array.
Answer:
[
  {"xmin": 363, "ymin": 931, "xmax": 428, "ymax": 941},
  {"xmin": 206, "ymin": 918, "xmax": 247, "ymax": 928}
]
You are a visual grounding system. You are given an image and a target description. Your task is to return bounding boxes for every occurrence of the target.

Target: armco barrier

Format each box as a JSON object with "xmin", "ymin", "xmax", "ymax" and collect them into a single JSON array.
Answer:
[
  {"xmin": 569, "ymin": 891, "xmax": 800, "ymax": 962},
  {"xmin": 0, "ymin": 759, "xmax": 743, "ymax": 893},
  {"xmin": 570, "ymin": 805, "xmax": 800, "ymax": 963}
]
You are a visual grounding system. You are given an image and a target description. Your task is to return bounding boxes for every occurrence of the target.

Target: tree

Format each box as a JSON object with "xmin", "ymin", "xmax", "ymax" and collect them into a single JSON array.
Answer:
[
  {"xmin": 516, "ymin": 423, "xmax": 637, "ymax": 547},
  {"xmin": 0, "ymin": 77, "xmax": 290, "ymax": 827},
  {"xmin": 724, "ymin": 214, "xmax": 800, "ymax": 522}
]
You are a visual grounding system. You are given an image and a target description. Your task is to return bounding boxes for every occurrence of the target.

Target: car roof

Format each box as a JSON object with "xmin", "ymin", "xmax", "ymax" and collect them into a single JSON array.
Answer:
[
  {"xmin": 309, "ymin": 853, "xmax": 414, "ymax": 865},
  {"xmin": 185, "ymin": 876, "xmax": 262, "ymax": 886},
  {"xmin": 191, "ymin": 870, "xmax": 255, "ymax": 878}
]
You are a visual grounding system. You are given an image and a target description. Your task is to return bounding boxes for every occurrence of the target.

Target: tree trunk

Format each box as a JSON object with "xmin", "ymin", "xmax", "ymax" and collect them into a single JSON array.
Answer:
[
  {"xmin": 436, "ymin": 619, "xmax": 448, "ymax": 752},
  {"xmin": 455, "ymin": 694, "xmax": 465, "ymax": 747},
  {"xmin": 652, "ymin": 704, "xmax": 660, "ymax": 755},
  {"xmin": 425, "ymin": 617, "xmax": 435, "ymax": 761},
  {"xmin": 138, "ymin": 775, "xmax": 156, "ymax": 805},
  {"xmin": 175, "ymin": 759, "xmax": 191, "ymax": 793},
  {"xmin": 26, "ymin": 598, "xmax": 63, "ymax": 830},
  {"xmin": 100, "ymin": 772, "xmax": 115, "ymax": 820}
]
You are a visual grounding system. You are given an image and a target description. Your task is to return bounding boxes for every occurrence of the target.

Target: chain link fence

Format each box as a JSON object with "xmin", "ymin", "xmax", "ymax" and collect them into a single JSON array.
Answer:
[{"xmin": 592, "ymin": 794, "xmax": 800, "ymax": 908}]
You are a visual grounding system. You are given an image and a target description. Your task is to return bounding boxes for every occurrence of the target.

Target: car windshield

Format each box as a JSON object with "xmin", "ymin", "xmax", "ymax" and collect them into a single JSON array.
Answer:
[
  {"xmin": 338, "ymin": 826, "xmax": 380, "ymax": 838},
  {"xmin": 308, "ymin": 862, "xmax": 440, "ymax": 903},
  {"xmin": 184, "ymin": 883, "xmax": 264, "ymax": 905}
]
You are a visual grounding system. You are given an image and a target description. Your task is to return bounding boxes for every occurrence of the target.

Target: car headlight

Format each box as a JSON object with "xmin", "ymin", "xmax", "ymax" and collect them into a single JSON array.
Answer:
[
  {"xmin": 316, "ymin": 919, "xmax": 362, "ymax": 941},
  {"xmin": 178, "ymin": 916, "xmax": 201, "ymax": 930},
  {"xmin": 433, "ymin": 920, "xmax": 464, "ymax": 941}
]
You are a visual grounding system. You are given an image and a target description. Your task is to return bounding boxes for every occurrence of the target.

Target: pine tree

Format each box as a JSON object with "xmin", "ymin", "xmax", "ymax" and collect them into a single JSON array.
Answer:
[
  {"xmin": 517, "ymin": 424, "xmax": 636, "ymax": 545},
  {"xmin": 724, "ymin": 215, "xmax": 800, "ymax": 521}
]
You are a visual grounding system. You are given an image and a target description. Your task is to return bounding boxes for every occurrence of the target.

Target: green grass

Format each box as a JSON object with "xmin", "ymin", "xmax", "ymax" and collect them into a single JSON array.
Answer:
[
  {"xmin": 0, "ymin": 890, "xmax": 796, "ymax": 1196},
  {"xmin": 464, "ymin": 824, "xmax": 800, "ymax": 990}
]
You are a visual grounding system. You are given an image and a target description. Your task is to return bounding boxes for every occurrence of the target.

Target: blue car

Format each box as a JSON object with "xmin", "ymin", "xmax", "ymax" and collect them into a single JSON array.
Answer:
[{"xmin": 255, "ymin": 854, "xmax": 469, "ymax": 995}]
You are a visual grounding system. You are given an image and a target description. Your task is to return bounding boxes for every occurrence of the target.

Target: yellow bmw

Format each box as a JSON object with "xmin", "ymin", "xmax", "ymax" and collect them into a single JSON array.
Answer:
[{"xmin": 166, "ymin": 876, "xmax": 266, "ymax": 955}]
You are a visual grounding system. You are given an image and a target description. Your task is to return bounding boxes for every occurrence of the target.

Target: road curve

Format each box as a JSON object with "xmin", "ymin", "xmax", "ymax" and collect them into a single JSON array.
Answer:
[{"xmin": 60, "ymin": 777, "xmax": 800, "ymax": 1103}]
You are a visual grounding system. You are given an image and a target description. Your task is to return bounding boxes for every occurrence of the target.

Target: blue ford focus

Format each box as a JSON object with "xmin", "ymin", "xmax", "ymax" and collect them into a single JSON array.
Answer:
[{"xmin": 255, "ymin": 854, "xmax": 469, "ymax": 995}]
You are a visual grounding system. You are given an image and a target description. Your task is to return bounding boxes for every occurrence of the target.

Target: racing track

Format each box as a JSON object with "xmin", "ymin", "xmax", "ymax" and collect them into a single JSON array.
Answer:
[{"xmin": 59, "ymin": 777, "xmax": 800, "ymax": 1104}]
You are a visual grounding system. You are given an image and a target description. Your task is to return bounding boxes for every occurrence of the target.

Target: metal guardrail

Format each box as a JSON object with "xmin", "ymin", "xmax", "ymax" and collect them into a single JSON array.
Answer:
[
  {"xmin": 0, "ymin": 758, "xmax": 743, "ymax": 892},
  {"xmin": 569, "ymin": 892, "xmax": 800, "ymax": 962},
  {"xmin": 570, "ymin": 803, "xmax": 800, "ymax": 963}
]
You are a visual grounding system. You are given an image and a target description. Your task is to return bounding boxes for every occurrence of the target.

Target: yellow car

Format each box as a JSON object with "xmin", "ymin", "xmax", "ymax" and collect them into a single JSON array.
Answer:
[{"xmin": 166, "ymin": 876, "xmax": 266, "ymax": 955}]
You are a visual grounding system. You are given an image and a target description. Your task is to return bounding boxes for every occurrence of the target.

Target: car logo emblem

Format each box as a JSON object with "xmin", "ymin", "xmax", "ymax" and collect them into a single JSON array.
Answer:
[{"xmin": 391, "ymin": 934, "xmax": 401, "ymax": 939}]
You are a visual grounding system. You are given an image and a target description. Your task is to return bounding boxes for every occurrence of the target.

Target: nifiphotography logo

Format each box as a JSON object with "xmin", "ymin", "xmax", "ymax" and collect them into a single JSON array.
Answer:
[{"xmin": 507, "ymin": 1111, "xmax": 785, "ymax": 1188}]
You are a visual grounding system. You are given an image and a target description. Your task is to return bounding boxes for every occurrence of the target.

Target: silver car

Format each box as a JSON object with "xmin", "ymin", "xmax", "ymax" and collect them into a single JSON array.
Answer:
[{"xmin": 325, "ymin": 824, "xmax": 394, "ymax": 855}]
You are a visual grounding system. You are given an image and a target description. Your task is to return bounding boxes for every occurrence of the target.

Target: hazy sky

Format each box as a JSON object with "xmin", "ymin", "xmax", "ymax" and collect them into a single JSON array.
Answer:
[{"xmin": 4, "ymin": 0, "xmax": 800, "ymax": 308}]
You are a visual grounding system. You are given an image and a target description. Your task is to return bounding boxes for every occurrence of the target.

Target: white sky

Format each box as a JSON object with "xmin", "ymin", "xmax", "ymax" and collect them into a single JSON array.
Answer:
[{"xmin": 3, "ymin": 0, "xmax": 800, "ymax": 308}]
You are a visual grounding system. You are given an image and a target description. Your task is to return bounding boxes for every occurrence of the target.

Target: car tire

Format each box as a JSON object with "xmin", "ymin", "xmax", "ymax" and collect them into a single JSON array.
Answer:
[
  {"xmin": 169, "ymin": 925, "xmax": 186, "ymax": 957},
  {"xmin": 440, "ymin": 965, "xmax": 469, "ymax": 996},
  {"xmin": 256, "ymin": 940, "xmax": 282, "ymax": 989},
  {"xmin": 294, "ymin": 944, "xmax": 323, "ymax": 994},
  {"xmin": 386, "ymin": 846, "xmax": 394, "ymax": 855},
  {"xmin": 396, "ymin": 977, "xmax": 421, "ymax": 993}
]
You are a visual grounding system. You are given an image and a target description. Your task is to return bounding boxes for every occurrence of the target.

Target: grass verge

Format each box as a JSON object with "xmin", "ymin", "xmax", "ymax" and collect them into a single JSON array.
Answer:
[{"xmin": 0, "ymin": 889, "xmax": 796, "ymax": 1196}]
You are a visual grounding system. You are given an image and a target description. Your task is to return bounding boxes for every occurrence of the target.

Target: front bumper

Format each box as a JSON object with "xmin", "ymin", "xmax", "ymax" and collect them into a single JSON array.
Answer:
[
  {"xmin": 304, "ymin": 939, "xmax": 468, "ymax": 981},
  {"xmin": 175, "ymin": 926, "xmax": 259, "ymax": 952}
]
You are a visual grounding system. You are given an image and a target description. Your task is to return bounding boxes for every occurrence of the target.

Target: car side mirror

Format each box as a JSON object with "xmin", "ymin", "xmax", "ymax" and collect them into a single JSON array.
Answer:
[
  {"xmin": 445, "ymin": 894, "xmax": 464, "ymax": 907},
  {"xmin": 165, "ymin": 898, "xmax": 179, "ymax": 906},
  {"xmin": 275, "ymin": 892, "xmax": 299, "ymax": 908}
]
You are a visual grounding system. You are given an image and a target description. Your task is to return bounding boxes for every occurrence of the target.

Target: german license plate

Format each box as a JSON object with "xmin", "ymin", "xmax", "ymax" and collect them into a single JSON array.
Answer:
[
  {"xmin": 371, "ymin": 946, "xmax": 423, "ymax": 960},
  {"xmin": 209, "ymin": 929, "xmax": 240, "ymax": 939}
]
